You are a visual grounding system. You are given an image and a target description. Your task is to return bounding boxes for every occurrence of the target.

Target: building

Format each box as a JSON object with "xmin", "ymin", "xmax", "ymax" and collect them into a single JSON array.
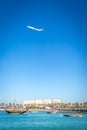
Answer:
[
  {"xmin": 23, "ymin": 99, "xmax": 60, "ymax": 106},
  {"xmin": 23, "ymin": 100, "xmax": 43, "ymax": 106},
  {"xmin": 35, "ymin": 100, "xmax": 43, "ymax": 104},
  {"xmin": 43, "ymin": 99, "xmax": 52, "ymax": 104},
  {"xmin": 53, "ymin": 99, "xmax": 61, "ymax": 104}
]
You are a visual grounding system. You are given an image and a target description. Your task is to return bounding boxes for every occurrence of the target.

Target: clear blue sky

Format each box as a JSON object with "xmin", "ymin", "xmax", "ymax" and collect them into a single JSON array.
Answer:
[{"xmin": 0, "ymin": 0, "xmax": 87, "ymax": 103}]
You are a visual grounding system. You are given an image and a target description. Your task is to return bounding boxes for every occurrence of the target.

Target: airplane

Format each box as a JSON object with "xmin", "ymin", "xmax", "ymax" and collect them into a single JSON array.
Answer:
[{"xmin": 26, "ymin": 26, "xmax": 44, "ymax": 32}]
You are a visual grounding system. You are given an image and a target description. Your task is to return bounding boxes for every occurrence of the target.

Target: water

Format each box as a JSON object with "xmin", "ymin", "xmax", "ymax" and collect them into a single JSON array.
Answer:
[{"xmin": 0, "ymin": 111, "xmax": 87, "ymax": 130}]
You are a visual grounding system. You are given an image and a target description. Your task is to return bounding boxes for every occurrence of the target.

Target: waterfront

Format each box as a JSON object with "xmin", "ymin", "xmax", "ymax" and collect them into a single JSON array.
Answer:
[{"xmin": 0, "ymin": 111, "xmax": 87, "ymax": 130}]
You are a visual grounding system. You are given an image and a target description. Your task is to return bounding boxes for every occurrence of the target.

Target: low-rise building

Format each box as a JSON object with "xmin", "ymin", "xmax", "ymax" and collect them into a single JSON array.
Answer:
[
  {"xmin": 34, "ymin": 100, "xmax": 43, "ymax": 104},
  {"xmin": 23, "ymin": 99, "xmax": 60, "ymax": 106},
  {"xmin": 43, "ymin": 99, "xmax": 52, "ymax": 104},
  {"xmin": 53, "ymin": 99, "xmax": 61, "ymax": 104},
  {"xmin": 23, "ymin": 100, "xmax": 43, "ymax": 106}
]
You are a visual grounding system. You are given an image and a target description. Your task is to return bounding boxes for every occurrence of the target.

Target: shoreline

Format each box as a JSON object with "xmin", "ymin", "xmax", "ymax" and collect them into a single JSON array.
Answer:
[{"xmin": 1, "ymin": 108, "xmax": 87, "ymax": 113}]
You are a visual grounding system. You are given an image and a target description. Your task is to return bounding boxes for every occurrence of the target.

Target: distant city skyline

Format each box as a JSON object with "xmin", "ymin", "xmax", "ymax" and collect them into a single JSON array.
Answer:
[{"xmin": 0, "ymin": 0, "xmax": 87, "ymax": 104}]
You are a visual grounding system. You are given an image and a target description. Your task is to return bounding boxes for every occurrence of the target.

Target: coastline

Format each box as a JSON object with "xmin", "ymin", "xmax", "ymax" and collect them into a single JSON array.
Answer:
[{"xmin": 1, "ymin": 108, "xmax": 87, "ymax": 113}]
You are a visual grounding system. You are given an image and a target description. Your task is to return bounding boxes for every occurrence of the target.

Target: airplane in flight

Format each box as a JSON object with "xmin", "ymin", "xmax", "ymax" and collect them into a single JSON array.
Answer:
[{"xmin": 26, "ymin": 26, "xmax": 44, "ymax": 32}]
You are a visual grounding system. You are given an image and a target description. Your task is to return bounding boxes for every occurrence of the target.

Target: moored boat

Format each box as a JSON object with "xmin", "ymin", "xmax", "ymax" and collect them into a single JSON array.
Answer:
[
  {"xmin": 63, "ymin": 112, "xmax": 82, "ymax": 117},
  {"xmin": 29, "ymin": 109, "xmax": 39, "ymax": 113},
  {"xmin": 5, "ymin": 109, "xmax": 27, "ymax": 114},
  {"xmin": 5, "ymin": 99, "xmax": 28, "ymax": 114},
  {"xmin": 47, "ymin": 110, "xmax": 59, "ymax": 114}
]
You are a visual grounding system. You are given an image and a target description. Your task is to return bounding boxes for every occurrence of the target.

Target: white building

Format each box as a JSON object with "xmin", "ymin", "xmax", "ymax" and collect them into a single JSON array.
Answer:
[
  {"xmin": 43, "ymin": 99, "xmax": 52, "ymax": 104},
  {"xmin": 34, "ymin": 100, "xmax": 43, "ymax": 104},
  {"xmin": 53, "ymin": 99, "xmax": 61, "ymax": 104},
  {"xmin": 23, "ymin": 99, "xmax": 60, "ymax": 106},
  {"xmin": 23, "ymin": 100, "xmax": 43, "ymax": 106}
]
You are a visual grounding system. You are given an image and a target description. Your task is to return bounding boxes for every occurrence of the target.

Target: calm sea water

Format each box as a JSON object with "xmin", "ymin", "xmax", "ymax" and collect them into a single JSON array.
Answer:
[{"xmin": 0, "ymin": 111, "xmax": 87, "ymax": 130}]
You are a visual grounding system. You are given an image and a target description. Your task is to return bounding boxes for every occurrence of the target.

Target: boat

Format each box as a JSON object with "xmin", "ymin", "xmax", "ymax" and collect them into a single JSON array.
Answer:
[
  {"xmin": 29, "ymin": 109, "xmax": 39, "ymax": 113},
  {"xmin": 5, "ymin": 99, "xmax": 28, "ymax": 114},
  {"xmin": 63, "ymin": 112, "xmax": 82, "ymax": 117},
  {"xmin": 5, "ymin": 109, "xmax": 27, "ymax": 114},
  {"xmin": 47, "ymin": 110, "xmax": 59, "ymax": 114}
]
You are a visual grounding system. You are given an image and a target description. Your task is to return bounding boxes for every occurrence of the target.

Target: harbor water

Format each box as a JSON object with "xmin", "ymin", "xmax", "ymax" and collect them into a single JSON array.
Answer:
[{"xmin": 0, "ymin": 111, "xmax": 87, "ymax": 130}]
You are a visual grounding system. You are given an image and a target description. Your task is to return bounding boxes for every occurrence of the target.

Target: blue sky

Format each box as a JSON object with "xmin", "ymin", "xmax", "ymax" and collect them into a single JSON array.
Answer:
[{"xmin": 0, "ymin": 0, "xmax": 87, "ymax": 103}]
